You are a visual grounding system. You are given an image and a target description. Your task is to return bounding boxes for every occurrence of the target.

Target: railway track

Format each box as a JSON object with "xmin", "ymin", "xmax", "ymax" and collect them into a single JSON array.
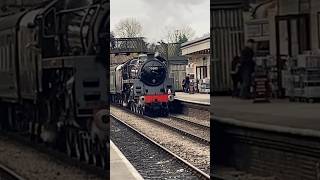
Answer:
[
  {"xmin": 111, "ymin": 114, "xmax": 210, "ymax": 179},
  {"xmin": 112, "ymin": 104, "xmax": 210, "ymax": 145},
  {"xmin": 0, "ymin": 163, "xmax": 25, "ymax": 180},
  {"xmin": 153, "ymin": 116, "xmax": 210, "ymax": 144},
  {"xmin": 169, "ymin": 115, "xmax": 210, "ymax": 130}
]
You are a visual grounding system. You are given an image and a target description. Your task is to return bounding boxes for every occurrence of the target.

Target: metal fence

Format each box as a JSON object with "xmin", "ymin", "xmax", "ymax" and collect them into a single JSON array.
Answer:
[{"xmin": 110, "ymin": 37, "xmax": 148, "ymax": 54}]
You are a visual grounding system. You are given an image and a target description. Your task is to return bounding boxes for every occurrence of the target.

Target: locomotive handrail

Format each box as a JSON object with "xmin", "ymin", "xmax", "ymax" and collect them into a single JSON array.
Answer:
[{"xmin": 81, "ymin": 6, "xmax": 93, "ymax": 53}]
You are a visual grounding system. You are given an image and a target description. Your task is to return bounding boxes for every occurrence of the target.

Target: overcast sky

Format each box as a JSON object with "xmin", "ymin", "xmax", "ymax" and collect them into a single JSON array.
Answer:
[{"xmin": 110, "ymin": 0, "xmax": 209, "ymax": 43}]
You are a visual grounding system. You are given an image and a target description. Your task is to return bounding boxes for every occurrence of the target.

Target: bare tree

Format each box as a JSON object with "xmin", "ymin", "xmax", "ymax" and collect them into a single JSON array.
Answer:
[
  {"xmin": 114, "ymin": 18, "xmax": 143, "ymax": 38},
  {"xmin": 165, "ymin": 25, "xmax": 195, "ymax": 43}
]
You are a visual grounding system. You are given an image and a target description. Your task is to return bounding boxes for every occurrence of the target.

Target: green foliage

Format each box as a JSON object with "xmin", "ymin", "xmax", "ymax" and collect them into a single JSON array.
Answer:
[{"xmin": 178, "ymin": 34, "xmax": 188, "ymax": 43}]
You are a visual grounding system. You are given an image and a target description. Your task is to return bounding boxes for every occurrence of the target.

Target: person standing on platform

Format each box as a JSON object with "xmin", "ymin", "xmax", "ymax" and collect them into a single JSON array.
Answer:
[
  {"xmin": 182, "ymin": 79, "xmax": 186, "ymax": 92},
  {"xmin": 231, "ymin": 56, "xmax": 241, "ymax": 97},
  {"xmin": 239, "ymin": 39, "xmax": 255, "ymax": 99},
  {"xmin": 185, "ymin": 76, "xmax": 190, "ymax": 93}
]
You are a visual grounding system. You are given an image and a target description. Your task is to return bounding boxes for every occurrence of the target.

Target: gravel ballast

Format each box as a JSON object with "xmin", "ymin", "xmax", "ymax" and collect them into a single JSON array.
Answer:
[
  {"xmin": 111, "ymin": 117, "xmax": 201, "ymax": 179},
  {"xmin": 110, "ymin": 106, "xmax": 210, "ymax": 174},
  {"xmin": 154, "ymin": 116, "xmax": 210, "ymax": 142},
  {"xmin": 0, "ymin": 136, "xmax": 103, "ymax": 180}
]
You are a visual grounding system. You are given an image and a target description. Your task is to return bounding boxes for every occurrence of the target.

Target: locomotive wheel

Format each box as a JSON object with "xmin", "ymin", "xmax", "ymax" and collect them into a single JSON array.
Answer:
[
  {"xmin": 66, "ymin": 128, "xmax": 76, "ymax": 157},
  {"xmin": 0, "ymin": 103, "xmax": 9, "ymax": 131},
  {"xmin": 86, "ymin": 138, "xmax": 96, "ymax": 165},
  {"xmin": 82, "ymin": 136, "xmax": 92, "ymax": 164},
  {"xmin": 75, "ymin": 133, "xmax": 83, "ymax": 161},
  {"xmin": 308, "ymin": 98, "xmax": 314, "ymax": 103},
  {"xmin": 130, "ymin": 103, "xmax": 134, "ymax": 111},
  {"xmin": 29, "ymin": 120, "xmax": 36, "ymax": 141},
  {"xmin": 93, "ymin": 141, "xmax": 101, "ymax": 167},
  {"xmin": 88, "ymin": 140, "xmax": 96, "ymax": 166},
  {"xmin": 93, "ymin": 140, "xmax": 107, "ymax": 169},
  {"xmin": 66, "ymin": 130, "xmax": 72, "ymax": 157},
  {"xmin": 96, "ymin": 144, "xmax": 104, "ymax": 168},
  {"xmin": 134, "ymin": 104, "xmax": 138, "ymax": 113},
  {"xmin": 162, "ymin": 109, "xmax": 169, "ymax": 117},
  {"xmin": 100, "ymin": 147, "xmax": 107, "ymax": 170},
  {"xmin": 7, "ymin": 106, "xmax": 14, "ymax": 131}
]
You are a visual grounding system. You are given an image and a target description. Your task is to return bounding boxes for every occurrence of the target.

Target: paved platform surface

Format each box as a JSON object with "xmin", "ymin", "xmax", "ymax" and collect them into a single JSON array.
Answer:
[
  {"xmin": 110, "ymin": 141, "xmax": 143, "ymax": 180},
  {"xmin": 175, "ymin": 92, "xmax": 210, "ymax": 105},
  {"xmin": 214, "ymin": 96, "xmax": 320, "ymax": 131}
]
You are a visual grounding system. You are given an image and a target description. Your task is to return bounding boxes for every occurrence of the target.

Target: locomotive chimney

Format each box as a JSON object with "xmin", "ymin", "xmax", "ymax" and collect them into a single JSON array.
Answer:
[{"xmin": 147, "ymin": 53, "xmax": 155, "ymax": 59}]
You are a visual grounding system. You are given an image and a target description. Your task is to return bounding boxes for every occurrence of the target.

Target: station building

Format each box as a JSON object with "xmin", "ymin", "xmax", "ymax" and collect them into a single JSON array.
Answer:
[
  {"xmin": 181, "ymin": 35, "xmax": 210, "ymax": 93},
  {"xmin": 243, "ymin": 0, "xmax": 320, "ymax": 99},
  {"xmin": 168, "ymin": 55, "xmax": 188, "ymax": 92},
  {"xmin": 212, "ymin": 0, "xmax": 320, "ymax": 99},
  {"xmin": 164, "ymin": 43, "xmax": 188, "ymax": 92}
]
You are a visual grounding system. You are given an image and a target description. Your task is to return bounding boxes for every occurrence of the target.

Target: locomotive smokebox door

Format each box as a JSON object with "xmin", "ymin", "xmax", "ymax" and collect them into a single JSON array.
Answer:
[{"xmin": 74, "ymin": 56, "xmax": 107, "ymax": 118}]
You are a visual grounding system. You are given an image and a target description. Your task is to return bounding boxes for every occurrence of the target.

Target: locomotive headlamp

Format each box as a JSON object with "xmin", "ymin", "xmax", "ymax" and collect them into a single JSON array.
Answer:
[
  {"xmin": 139, "ymin": 96, "xmax": 145, "ymax": 104},
  {"xmin": 168, "ymin": 95, "xmax": 174, "ymax": 102},
  {"xmin": 94, "ymin": 109, "xmax": 109, "ymax": 130}
]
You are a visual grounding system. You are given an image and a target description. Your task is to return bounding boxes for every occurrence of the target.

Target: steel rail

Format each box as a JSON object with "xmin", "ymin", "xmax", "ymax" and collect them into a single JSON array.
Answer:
[
  {"xmin": 111, "ymin": 114, "xmax": 211, "ymax": 180},
  {"xmin": 112, "ymin": 105, "xmax": 210, "ymax": 145},
  {"xmin": 169, "ymin": 115, "xmax": 210, "ymax": 129},
  {"xmin": 0, "ymin": 163, "xmax": 26, "ymax": 180}
]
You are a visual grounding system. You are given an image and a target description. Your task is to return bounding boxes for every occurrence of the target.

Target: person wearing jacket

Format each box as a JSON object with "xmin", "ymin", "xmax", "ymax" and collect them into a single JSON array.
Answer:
[{"xmin": 239, "ymin": 39, "xmax": 255, "ymax": 99}]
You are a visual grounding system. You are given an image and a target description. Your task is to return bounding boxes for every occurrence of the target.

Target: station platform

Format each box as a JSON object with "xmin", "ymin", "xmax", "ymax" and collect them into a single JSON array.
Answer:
[
  {"xmin": 214, "ymin": 96, "xmax": 320, "ymax": 133},
  {"xmin": 175, "ymin": 92, "xmax": 210, "ymax": 105},
  {"xmin": 110, "ymin": 141, "xmax": 143, "ymax": 180}
]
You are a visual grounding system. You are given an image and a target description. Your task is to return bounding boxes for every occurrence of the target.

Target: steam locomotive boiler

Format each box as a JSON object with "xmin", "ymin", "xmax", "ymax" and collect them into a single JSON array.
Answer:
[
  {"xmin": 111, "ymin": 54, "xmax": 174, "ymax": 116},
  {"xmin": 0, "ymin": 0, "xmax": 109, "ymax": 168}
]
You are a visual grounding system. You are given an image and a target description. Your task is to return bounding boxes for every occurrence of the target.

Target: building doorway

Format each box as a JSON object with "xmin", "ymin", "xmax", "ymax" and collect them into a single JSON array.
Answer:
[{"xmin": 196, "ymin": 66, "xmax": 208, "ymax": 80}]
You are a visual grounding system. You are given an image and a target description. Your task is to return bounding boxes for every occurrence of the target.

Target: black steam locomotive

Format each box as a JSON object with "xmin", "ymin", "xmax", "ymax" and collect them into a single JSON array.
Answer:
[
  {"xmin": 0, "ymin": 0, "xmax": 109, "ymax": 168},
  {"xmin": 110, "ymin": 54, "xmax": 174, "ymax": 116}
]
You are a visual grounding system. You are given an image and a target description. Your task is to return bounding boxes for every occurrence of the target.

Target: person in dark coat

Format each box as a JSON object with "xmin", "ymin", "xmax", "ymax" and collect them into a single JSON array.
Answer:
[
  {"xmin": 239, "ymin": 39, "xmax": 255, "ymax": 99},
  {"xmin": 182, "ymin": 79, "xmax": 186, "ymax": 92},
  {"xmin": 185, "ymin": 76, "xmax": 190, "ymax": 93},
  {"xmin": 231, "ymin": 56, "xmax": 241, "ymax": 97}
]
